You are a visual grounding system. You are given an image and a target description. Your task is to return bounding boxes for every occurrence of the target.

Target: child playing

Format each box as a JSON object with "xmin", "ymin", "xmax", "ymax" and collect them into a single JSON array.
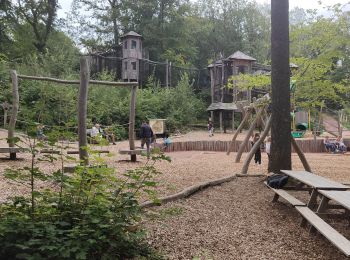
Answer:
[
  {"xmin": 163, "ymin": 134, "xmax": 172, "ymax": 148},
  {"xmin": 251, "ymin": 133, "xmax": 261, "ymax": 165},
  {"xmin": 208, "ymin": 120, "xmax": 214, "ymax": 137}
]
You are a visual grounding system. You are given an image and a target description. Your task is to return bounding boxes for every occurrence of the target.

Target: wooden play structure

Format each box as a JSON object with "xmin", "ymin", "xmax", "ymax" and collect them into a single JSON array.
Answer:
[
  {"xmin": 207, "ymin": 51, "xmax": 270, "ymax": 132},
  {"xmin": 226, "ymin": 94, "xmax": 312, "ymax": 174},
  {"xmin": 0, "ymin": 57, "xmax": 140, "ymax": 163}
]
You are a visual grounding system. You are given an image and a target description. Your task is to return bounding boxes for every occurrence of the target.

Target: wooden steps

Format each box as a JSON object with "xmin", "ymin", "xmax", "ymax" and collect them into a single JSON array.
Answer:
[
  {"xmin": 264, "ymin": 181, "xmax": 306, "ymax": 207},
  {"xmin": 295, "ymin": 206, "xmax": 350, "ymax": 257}
]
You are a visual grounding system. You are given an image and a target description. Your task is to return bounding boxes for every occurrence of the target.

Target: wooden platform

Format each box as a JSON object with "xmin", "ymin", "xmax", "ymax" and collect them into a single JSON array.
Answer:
[{"xmin": 119, "ymin": 148, "xmax": 146, "ymax": 155}]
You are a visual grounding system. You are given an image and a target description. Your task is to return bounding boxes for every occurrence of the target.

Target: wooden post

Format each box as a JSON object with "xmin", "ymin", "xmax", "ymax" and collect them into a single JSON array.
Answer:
[
  {"xmin": 3, "ymin": 110, "xmax": 7, "ymax": 128},
  {"xmin": 291, "ymin": 135, "xmax": 312, "ymax": 172},
  {"xmin": 169, "ymin": 62, "xmax": 172, "ymax": 88},
  {"xmin": 232, "ymin": 111, "xmax": 235, "ymax": 131},
  {"xmin": 129, "ymin": 85, "xmax": 137, "ymax": 162},
  {"xmin": 165, "ymin": 59, "xmax": 169, "ymax": 88},
  {"xmin": 308, "ymin": 109, "xmax": 311, "ymax": 130},
  {"xmin": 219, "ymin": 111, "xmax": 223, "ymax": 132},
  {"xmin": 210, "ymin": 67, "xmax": 215, "ymax": 123},
  {"xmin": 227, "ymin": 108, "xmax": 251, "ymax": 155},
  {"xmin": 235, "ymin": 106, "xmax": 265, "ymax": 163},
  {"xmin": 78, "ymin": 57, "xmax": 90, "ymax": 165},
  {"xmin": 338, "ymin": 110, "xmax": 342, "ymax": 137},
  {"xmin": 8, "ymin": 71, "xmax": 19, "ymax": 160}
]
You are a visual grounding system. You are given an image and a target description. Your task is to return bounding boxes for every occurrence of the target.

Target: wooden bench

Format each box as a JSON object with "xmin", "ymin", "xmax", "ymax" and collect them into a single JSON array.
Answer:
[
  {"xmin": 40, "ymin": 149, "xmax": 60, "ymax": 154},
  {"xmin": 0, "ymin": 147, "xmax": 25, "ymax": 159},
  {"xmin": 295, "ymin": 206, "xmax": 350, "ymax": 257},
  {"xmin": 264, "ymin": 181, "xmax": 306, "ymax": 207},
  {"xmin": 119, "ymin": 148, "xmax": 146, "ymax": 155},
  {"xmin": 66, "ymin": 150, "xmax": 110, "ymax": 155}
]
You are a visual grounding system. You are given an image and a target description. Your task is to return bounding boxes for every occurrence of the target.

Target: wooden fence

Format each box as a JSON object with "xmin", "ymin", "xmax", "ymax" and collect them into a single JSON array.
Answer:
[{"xmin": 163, "ymin": 139, "xmax": 350, "ymax": 153}]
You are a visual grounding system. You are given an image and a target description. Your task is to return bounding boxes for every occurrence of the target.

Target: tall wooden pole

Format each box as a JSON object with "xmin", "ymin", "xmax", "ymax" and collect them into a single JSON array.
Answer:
[
  {"xmin": 210, "ymin": 68, "xmax": 215, "ymax": 122},
  {"xmin": 129, "ymin": 85, "xmax": 137, "ymax": 162},
  {"xmin": 338, "ymin": 110, "xmax": 342, "ymax": 137},
  {"xmin": 3, "ymin": 110, "xmax": 7, "ymax": 128},
  {"xmin": 8, "ymin": 70, "xmax": 19, "ymax": 160},
  {"xmin": 227, "ymin": 108, "xmax": 251, "ymax": 155},
  {"xmin": 165, "ymin": 59, "xmax": 169, "ymax": 88},
  {"xmin": 169, "ymin": 62, "xmax": 172, "ymax": 88},
  {"xmin": 269, "ymin": 0, "xmax": 291, "ymax": 173},
  {"xmin": 78, "ymin": 57, "xmax": 90, "ymax": 165}
]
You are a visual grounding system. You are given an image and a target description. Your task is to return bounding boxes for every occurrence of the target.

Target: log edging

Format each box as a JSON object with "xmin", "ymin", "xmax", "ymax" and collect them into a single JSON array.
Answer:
[{"xmin": 141, "ymin": 174, "xmax": 242, "ymax": 209}]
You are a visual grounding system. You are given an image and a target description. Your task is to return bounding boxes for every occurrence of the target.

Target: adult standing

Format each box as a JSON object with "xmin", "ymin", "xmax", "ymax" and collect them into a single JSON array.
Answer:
[{"xmin": 140, "ymin": 121, "xmax": 154, "ymax": 158}]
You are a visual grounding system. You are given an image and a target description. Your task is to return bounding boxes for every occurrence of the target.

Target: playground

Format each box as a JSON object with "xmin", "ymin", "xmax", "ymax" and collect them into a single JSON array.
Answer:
[{"xmin": 0, "ymin": 128, "xmax": 350, "ymax": 259}]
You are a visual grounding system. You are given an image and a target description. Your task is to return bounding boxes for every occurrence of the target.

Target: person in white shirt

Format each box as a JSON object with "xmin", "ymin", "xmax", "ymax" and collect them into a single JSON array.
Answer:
[{"xmin": 91, "ymin": 124, "xmax": 100, "ymax": 138}]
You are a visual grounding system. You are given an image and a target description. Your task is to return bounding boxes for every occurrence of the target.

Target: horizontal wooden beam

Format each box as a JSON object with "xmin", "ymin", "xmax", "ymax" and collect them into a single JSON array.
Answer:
[
  {"xmin": 17, "ymin": 75, "xmax": 138, "ymax": 87},
  {"xmin": 67, "ymin": 150, "xmax": 110, "ymax": 154}
]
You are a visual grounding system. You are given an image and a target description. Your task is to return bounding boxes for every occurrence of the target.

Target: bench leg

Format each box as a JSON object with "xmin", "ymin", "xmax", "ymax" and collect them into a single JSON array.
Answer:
[
  {"xmin": 300, "ymin": 218, "xmax": 307, "ymax": 228},
  {"xmin": 309, "ymin": 196, "xmax": 329, "ymax": 234},
  {"xmin": 10, "ymin": 152, "xmax": 16, "ymax": 160},
  {"xmin": 272, "ymin": 193, "xmax": 279, "ymax": 202},
  {"xmin": 345, "ymin": 209, "xmax": 350, "ymax": 227},
  {"xmin": 307, "ymin": 189, "xmax": 318, "ymax": 210}
]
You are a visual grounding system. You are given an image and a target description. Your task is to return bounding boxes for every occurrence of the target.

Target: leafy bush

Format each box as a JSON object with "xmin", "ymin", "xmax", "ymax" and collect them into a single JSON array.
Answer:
[{"xmin": 0, "ymin": 133, "xmax": 168, "ymax": 259}]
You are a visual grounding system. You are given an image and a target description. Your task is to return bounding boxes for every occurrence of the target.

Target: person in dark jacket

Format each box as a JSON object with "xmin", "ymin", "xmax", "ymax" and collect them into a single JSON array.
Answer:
[{"xmin": 140, "ymin": 121, "xmax": 154, "ymax": 158}]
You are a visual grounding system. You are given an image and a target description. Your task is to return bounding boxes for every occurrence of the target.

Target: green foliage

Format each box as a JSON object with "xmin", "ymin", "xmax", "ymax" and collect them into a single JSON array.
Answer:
[
  {"xmin": 0, "ymin": 133, "xmax": 168, "ymax": 259},
  {"xmin": 290, "ymin": 9, "xmax": 350, "ymax": 110},
  {"xmin": 227, "ymin": 73, "xmax": 271, "ymax": 91}
]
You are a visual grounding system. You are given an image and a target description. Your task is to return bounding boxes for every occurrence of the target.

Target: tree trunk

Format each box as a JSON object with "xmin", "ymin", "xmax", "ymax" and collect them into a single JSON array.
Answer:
[
  {"xmin": 78, "ymin": 57, "xmax": 90, "ymax": 166},
  {"xmin": 8, "ymin": 70, "xmax": 19, "ymax": 160},
  {"xmin": 227, "ymin": 108, "xmax": 251, "ymax": 155},
  {"xmin": 269, "ymin": 0, "xmax": 291, "ymax": 173},
  {"xmin": 129, "ymin": 85, "xmax": 137, "ymax": 162},
  {"xmin": 241, "ymin": 116, "xmax": 272, "ymax": 174},
  {"xmin": 291, "ymin": 136, "xmax": 312, "ymax": 172},
  {"xmin": 235, "ymin": 106, "xmax": 265, "ymax": 163}
]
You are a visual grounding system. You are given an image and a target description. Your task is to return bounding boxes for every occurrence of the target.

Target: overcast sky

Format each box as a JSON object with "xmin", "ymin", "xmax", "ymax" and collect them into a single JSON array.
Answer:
[{"xmin": 57, "ymin": 0, "xmax": 350, "ymax": 17}]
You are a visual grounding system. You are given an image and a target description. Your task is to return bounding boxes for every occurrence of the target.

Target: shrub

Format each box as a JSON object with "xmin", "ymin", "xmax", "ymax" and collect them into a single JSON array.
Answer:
[{"xmin": 0, "ymin": 133, "xmax": 168, "ymax": 259}]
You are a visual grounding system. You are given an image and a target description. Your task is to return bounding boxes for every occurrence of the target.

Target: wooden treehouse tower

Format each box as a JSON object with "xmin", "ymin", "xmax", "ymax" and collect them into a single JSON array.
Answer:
[
  {"xmin": 121, "ymin": 31, "xmax": 142, "ymax": 82},
  {"xmin": 207, "ymin": 51, "xmax": 258, "ymax": 132}
]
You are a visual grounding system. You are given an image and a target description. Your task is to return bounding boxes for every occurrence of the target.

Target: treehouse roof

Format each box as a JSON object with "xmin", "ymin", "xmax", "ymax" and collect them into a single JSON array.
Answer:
[
  {"xmin": 121, "ymin": 31, "xmax": 142, "ymax": 38},
  {"xmin": 227, "ymin": 51, "xmax": 256, "ymax": 61}
]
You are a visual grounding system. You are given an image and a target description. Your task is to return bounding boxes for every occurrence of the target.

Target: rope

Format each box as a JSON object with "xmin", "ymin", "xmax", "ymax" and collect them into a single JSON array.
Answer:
[{"xmin": 15, "ymin": 116, "xmax": 131, "ymax": 129}]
